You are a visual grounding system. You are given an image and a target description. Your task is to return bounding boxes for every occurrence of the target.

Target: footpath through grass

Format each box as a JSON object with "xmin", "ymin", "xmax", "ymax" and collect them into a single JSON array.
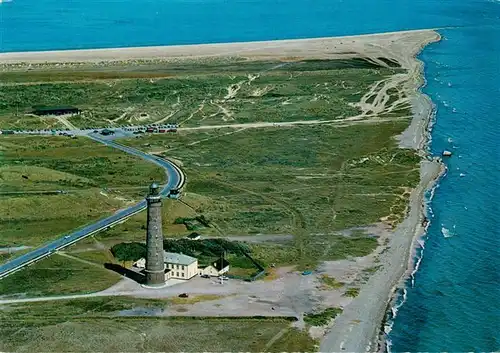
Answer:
[{"xmin": 0, "ymin": 58, "xmax": 402, "ymax": 129}]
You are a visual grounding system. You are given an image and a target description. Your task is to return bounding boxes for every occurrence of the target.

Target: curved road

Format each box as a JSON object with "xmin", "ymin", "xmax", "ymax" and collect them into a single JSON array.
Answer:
[{"xmin": 0, "ymin": 134, "xmax": 185, "ymax": 279}]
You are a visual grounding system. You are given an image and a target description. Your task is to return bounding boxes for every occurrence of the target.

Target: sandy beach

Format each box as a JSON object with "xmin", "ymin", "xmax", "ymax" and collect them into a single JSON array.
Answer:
[
  {"xmin": 0, "ymin": 28, "xmax": 439, "ymax": 65},
  {"xmin": 0, "ymin": 29, "xmax": 445, "ymax": 352}
]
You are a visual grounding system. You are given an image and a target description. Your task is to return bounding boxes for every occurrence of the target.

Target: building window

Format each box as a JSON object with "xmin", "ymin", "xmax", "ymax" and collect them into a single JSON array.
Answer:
[
  {"xmin": 181, "ymin": 265, "xmax": 184, "ymax": 271},
  {"xmin": 176, "ymin": 272, "xmax": 179, "ymax": 277}
]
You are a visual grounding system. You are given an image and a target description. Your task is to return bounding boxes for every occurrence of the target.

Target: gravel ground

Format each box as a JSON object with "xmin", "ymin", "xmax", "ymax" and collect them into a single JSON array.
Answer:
[{"xmin": 100, "ymin": 269, "xmax": 321, "ymax": 318}]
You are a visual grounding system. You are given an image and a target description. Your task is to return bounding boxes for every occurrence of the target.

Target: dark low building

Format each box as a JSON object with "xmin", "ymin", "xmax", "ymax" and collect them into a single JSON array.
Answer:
[{"xmin": 32, "ymin": 106, "xmax": 81, "ymax": 116}]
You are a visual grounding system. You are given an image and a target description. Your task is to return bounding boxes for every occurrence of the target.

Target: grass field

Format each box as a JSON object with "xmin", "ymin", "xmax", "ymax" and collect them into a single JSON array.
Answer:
[
  {"xmin": 71, "ymin": 249, "xmax": 117, "ymax": 265},
  {"xmin": 0, "ymin": 58, "xmax": 403, "ymax": 130},
  {"xmin": 0, "ymin": 56, "xmax": 418, "ymax": 288},
  {"xmin": 0, "ymin": 135, "xmax": 164, "ymax": 248},
  {"xmin": 0, "ymin": 56, "xmax": 421, "ymax": 352},
  {"xmin": 0, "ymin": 253, "xmax": 121, "ymax": 298},
  {"xmin": 0, "ymin": 297, "xmax": 315, "ymax": 352},
  {"xmin": 113, "ymin": 119, "xmax": 419, "ymax": 269}
]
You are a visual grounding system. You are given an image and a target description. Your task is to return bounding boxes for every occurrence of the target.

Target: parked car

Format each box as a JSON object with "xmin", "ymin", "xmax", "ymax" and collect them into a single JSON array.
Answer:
[
  {"xmin": 201, "ymin": 274, "xmax": 210, "ymax": 279},
  {"xmin": 178, "ymin": 293, "xmax": 189, "ymax": 298}
]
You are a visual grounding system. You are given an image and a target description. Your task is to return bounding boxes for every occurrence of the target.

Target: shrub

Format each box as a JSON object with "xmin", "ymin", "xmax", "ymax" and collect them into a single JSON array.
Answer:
[
  {"xmin": 163, "ymin": 238, "xmax": 250, "ymax": 258},
  {"xmin": 173, "ymin": 217, "xmax": 192, "ymax": 224},
  {"xmin": 304, "ymin": 307, "xmax": 343, "ymax": 326},
  {"xmin": 111, "ymin": 242, "xmax": 146, "ymax": 262},
  {"xmin": 319, "ymin": 275, "xmax": 345, "ymax": 289},
  {"xmin": 344, "ymin": 287, "xmax": 360, "ymax": 297}
]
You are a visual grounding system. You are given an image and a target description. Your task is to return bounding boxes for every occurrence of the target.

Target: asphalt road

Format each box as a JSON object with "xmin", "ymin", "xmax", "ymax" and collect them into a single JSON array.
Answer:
[{"xmin": 0, "ymin": 134, "xmax": 184, "ymax": 279}]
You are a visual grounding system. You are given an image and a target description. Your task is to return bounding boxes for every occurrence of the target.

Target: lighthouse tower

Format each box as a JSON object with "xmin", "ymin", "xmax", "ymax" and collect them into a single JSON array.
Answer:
[{"xmin": 144, "ymin": 182, "xmax": 165, "ymax": 287}]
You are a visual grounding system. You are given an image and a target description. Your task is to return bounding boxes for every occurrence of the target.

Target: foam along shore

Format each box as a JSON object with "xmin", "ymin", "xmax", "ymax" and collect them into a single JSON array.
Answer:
[{"xmin": 0, "ymin": 29, "xmax": 444, "ymax": 352}]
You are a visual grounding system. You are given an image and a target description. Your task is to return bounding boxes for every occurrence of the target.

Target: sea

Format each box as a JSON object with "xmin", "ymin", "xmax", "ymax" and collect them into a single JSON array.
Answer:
[{"xmin": 1, "ymin": 0, "xmax": 499, "ymax": 350}]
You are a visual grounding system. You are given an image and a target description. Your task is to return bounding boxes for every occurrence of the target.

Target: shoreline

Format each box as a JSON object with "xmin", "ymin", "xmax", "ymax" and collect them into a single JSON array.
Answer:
[
  {"xmin": 379, "ymin": 38, "xmax": 448, "ymax": 351},
  {"xmin": 0, "ymin": 28, "xmax": 441, "ymax": 64},
  {"xmin": 318, "ymin": 30, "xmax": 444, "ymax": 352}
]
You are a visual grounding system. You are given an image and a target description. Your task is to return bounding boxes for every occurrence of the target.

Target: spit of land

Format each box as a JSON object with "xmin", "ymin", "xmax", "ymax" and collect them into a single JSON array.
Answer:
[{"xmin": 0, "ymin": 29, "xmax": 443, "ymax": 352}]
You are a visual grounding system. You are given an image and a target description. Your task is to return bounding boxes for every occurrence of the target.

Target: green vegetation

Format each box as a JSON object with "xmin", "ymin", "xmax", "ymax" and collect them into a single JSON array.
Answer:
[
  {"xmin": 0, "ymin": 135, "xmax": 164, "ymax": 192},
  {"xmin": 173, "ymin": 215, "xmax": 210, "ymax": 231},
  {"xmin": 0, "ymin": 135, "xmax": 164, "ymax": 248},
  {"xmin": 0, "ymin": 56, "xmax": 419, "ymax": 352},
  {"xmin": 0, "ymin": 57, "xmax": 418, "ymax": 284},
  {"xmin": 113, "ymin": 120, "xmax": 418, "ymax": 269},
  {"xmin": 111, "ymin": 242, "xmax": 146, "ymax": 262},
  {"xmin": 0, "ymin": 297, "xmax": 314, "ymax": 352},
  {"xmin": 319, "ymin": 274, "xmax": 345, "ymax": 289},
  {"xmin": 123, "ymin": 123, "xmax": 419, "ymax": 230},
  {"xmin": 267, "ymin": 328, "xmax": 318, "ymax": 352},
  {"xmin": 304, "ymin": 307, "xmax": 343, "ymax": 326},
  {"xmin": 90, "ymin": 197, "xmax": 217, "ymax": 247},
  {"xmin": 0, "ymin": 58, "xmax": 402, "ymax": 129},
  {"xmin": 1, "ymin": 59, "xmax": 416, "ymax": 265},
  {"xmin": 72, "ymin": 249, "xmax": 116, "ymax": 265},
  {"xmin": 344, "ymin": 287, "xmax": 360, "ymax": 297},
  {"xmin": 226, "ymin": 252, "xmax": 260, "ymax": 277},
  {"xmin": 0, "ymin": 297, "xmax": 170, "ymax": 319},
  {"xmin": 0, "ymin": 254, "xmax": 120, "ymax": 298},
  {"xmin": 110, "ymin": 238, "xmax": 250, "ymax": 263},
  {"xmin": 1, "ymin": 190, "xmax": 123, "ymax": 248},
  {"xmin": 164, "ymin": 238, "xmax": 249, "ymax": 264},
  {"xmin": 0, "ymin": 253, "xmax": 11, "ymax": 262}
]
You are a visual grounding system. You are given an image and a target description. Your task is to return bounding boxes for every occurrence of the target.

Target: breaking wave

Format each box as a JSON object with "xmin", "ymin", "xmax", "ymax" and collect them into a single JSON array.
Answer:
[{"xmin": 441, "ymin": 225, "xmax": 455, "ymax": 238}]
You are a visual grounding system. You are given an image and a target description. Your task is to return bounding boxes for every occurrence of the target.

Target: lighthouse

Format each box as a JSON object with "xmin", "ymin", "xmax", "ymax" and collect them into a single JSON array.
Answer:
[{"xmin": 144, "ymin": 182, "xmax": 165, "ymax": 287}]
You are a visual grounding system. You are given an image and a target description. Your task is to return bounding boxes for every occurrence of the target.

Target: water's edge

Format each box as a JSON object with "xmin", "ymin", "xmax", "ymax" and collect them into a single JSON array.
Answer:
[{"xmin": 376, "ymin": 32, "xmax": 447, "ymax": 352}]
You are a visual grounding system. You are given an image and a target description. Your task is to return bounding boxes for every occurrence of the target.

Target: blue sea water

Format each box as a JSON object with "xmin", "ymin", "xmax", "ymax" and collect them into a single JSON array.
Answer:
[
  {"xmin": 386, "ymin": 23, "xmax": 500, "ymax": 349},
  {"xmin": 0, "ymin": 0, "xmax": 480, "ymax": 52},
  {"xmin": 0, "ymin": 0, "xmax": 499, "ymax": 351},
  {"xmin": 387, "ymin": 23, "xmax": 500, "ymax": 351}
]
